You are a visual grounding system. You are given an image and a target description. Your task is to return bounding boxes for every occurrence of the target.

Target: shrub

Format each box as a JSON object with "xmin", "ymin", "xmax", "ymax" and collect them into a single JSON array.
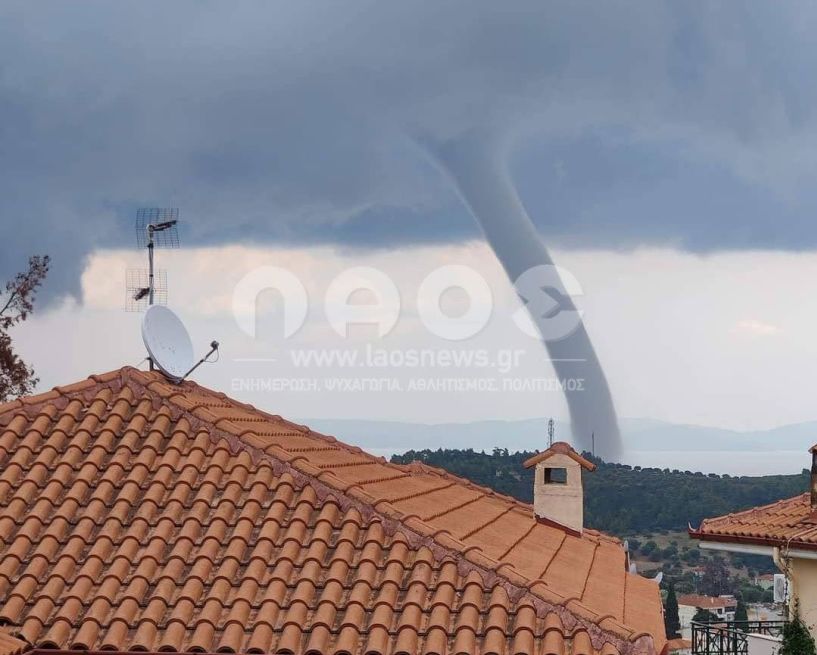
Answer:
[{"xmin": 780, "ymin": 603, "xmax": 816, "ymax": 655}]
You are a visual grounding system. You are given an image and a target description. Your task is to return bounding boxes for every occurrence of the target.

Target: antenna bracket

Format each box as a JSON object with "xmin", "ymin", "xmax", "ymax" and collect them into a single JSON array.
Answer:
[{"xmin": 178, "ymin": 341, "xmax": 220, "ymax": 384}]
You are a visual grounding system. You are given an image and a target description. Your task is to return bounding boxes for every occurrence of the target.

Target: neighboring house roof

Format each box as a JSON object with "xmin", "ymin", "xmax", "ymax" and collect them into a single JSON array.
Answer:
[
  {"xmin": 676, "ymin": 595, "xmax": 735, "ymax": 610},
  {"xmin": 0, "ymin": 367, "xmax": 665, "ymax": 655},
  {"xmin": 522, "ymin": 441, "xmax": 597, "ymax": 471},
  {"xmin": 690, "ymin": 493, "xmax": 817, "ymax": 551}
]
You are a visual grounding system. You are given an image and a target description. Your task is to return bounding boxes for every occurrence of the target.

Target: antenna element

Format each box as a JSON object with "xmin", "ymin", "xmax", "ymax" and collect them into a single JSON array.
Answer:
[
  {"xmin": 126, "ymin": 268, "xmax": 167, "ymax": 312},
  {"xmin": 136, "ymin": 208, "xmax": 180, "ymax": 248}
]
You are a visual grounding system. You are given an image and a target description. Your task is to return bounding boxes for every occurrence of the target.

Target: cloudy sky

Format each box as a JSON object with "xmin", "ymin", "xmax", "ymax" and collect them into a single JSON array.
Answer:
[{"xmin": 5, "ymin": 2, "xmax": 817, "ymax": 445}]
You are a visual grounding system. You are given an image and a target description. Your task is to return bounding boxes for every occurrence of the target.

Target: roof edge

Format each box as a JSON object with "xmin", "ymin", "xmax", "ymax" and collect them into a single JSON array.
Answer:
[{"xmin": 690, "ymin": 527, "xmax": 817, "ymax": 552}]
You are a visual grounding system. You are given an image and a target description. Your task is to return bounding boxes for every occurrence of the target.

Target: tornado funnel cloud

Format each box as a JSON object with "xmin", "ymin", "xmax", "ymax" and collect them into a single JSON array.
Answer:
[{"xmin": 427, "ymin": 133, "xmax": 622, "ymax": 460}]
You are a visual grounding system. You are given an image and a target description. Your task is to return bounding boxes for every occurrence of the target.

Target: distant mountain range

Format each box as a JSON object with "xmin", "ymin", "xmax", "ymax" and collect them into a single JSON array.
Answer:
[
  {"xmin": 616, "ymin": 417, "xmax": 817, "ymax": 452},
  {"xmin": 300, "ymin": 417, "xmax": 817, "ymax": 475}
]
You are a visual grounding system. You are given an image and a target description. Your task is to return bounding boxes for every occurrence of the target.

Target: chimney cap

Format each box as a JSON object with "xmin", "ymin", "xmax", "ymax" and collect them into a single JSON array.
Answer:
[{"xmin": 523, "ymin": 441, "xmax": 597, "ymax": 471}]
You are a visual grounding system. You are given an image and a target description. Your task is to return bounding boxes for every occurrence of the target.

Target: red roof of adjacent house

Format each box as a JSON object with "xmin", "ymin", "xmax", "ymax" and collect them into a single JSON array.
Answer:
[
  {"xmin": 0, "ymin": 367, "xmax": 665, "ymax": 655},
  {"xmin": 676, "ymin": 595, "xmax": 735, "ymax": 610},
  {"xmin": 690, "ymin": 493, "xmax": 817, "ymax": 551}
]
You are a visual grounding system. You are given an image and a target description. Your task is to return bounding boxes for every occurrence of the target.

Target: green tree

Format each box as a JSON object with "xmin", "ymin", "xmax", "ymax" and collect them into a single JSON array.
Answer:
[
  {"xmin": 780, "ymin": 603, "xmax": 816, "ymax": 655},
  {"xmin": 693, "ymin": 608, "xmax": 718, "ymax": 623},
  {"xmin": 701, "ymin": 558, "xmax": 730, "ymax": 596},
  {"xmin": 735, "ymin": 599, "xmax": 748, "ymax": 623},
  {"xmin": 664, "ymin": 583, "xmax": 681, "ymax": 638},
  {"xmin": 642, "ymin": 541, "xmax": 658, "ymax": 555}
]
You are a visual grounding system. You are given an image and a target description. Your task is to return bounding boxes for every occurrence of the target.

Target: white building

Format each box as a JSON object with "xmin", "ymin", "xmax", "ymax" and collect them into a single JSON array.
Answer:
[{"xmin": 677, "ymin": 594, "xmax": 737, "ymax": 638}]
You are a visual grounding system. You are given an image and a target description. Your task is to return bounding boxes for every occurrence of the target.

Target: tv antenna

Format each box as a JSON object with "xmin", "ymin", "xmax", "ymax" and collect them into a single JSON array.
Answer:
[
  {"xmin": 547, "ymin": 418, "xmax": 555, "ymax": 447},
  {"xmin": 126, "ymin": 208, "xmax": 220, "ymax": 381},
  {"xmin": 126, "ymin": 208, "xmax": 179, "ymax": 310}
]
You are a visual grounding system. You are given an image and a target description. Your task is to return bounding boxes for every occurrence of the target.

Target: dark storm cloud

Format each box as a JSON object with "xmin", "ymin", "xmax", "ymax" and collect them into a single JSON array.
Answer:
[{"xmin": 3, "ymin": 1, "xmax": 817, "ymax": 298}]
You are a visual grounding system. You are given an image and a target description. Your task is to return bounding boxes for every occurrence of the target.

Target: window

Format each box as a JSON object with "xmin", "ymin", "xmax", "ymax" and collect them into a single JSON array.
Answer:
[{"xmin": 544, "ymin": 467, "xmax": 567, "ymax": 484}]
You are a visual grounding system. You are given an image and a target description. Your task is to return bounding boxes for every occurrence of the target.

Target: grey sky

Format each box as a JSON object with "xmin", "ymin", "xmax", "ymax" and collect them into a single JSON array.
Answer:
[{"xmin": 4, "ymin": 1, "xmax": 817, "ymax": 299}]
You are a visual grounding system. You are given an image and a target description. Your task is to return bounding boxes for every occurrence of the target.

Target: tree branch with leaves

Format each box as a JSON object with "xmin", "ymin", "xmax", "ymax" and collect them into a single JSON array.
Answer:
[{"xmin": 0, "ymin": 255, "xmax": 50, "ymax": 402}]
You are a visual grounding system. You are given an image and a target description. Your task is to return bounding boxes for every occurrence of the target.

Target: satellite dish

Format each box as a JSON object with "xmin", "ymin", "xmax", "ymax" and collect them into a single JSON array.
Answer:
[{"xmin": 141, "ymin": 305, "xmax": 194, "ymax": 381}]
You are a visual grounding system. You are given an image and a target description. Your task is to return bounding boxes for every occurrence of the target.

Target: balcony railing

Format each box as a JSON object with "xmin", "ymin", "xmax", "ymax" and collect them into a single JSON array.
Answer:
[{"xmin": 691, "ymin": 620, "xmax": 787, "ymax": 654}]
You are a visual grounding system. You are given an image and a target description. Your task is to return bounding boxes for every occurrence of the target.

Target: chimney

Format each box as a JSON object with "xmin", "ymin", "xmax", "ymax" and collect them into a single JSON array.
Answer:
[{"xmin": 523, "ymin": 441, "xmax": 596, "ymax": 535}]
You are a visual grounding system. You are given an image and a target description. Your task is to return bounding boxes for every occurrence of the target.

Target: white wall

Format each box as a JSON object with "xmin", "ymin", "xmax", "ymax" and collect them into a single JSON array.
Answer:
[
  {"xmin": 790, "ymin": 557, "xmax": 817, "ymax": 636},
  {"xmin": 678, "ymin": 605, "xmax": 697, "ymax": 628},
  {"xmin": 747, "ymin": 633, "xmax": 781, "ymax": 655},
  {"xmin": 678, "ymin": 605, "xmax": 696, "ymax": 640}
]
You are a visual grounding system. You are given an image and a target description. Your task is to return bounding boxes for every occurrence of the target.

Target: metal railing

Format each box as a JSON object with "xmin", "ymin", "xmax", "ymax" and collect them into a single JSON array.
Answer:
[{"xmin": 691, "ymin": 620, "xmax": 787, "ymax": 654}]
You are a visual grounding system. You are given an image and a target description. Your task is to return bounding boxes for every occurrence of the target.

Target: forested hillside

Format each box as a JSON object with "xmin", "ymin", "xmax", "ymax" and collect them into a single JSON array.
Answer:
[{"xmin": 390, "ymin": 448, "xmax": 809, "ymax": 535}]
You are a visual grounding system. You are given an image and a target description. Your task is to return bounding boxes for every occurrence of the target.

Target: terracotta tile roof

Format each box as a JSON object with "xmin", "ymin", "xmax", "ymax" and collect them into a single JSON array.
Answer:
[
  {"xmin": 675, "ymin": 595, "xmax": 735, "ymax": 610},
  {"xmin": 690, "ymin": 493, "xmax": 817, "ymax": 551},
  {"xmin": 0, "ymin": 367, "xmax": 665, "ymax": 655}
]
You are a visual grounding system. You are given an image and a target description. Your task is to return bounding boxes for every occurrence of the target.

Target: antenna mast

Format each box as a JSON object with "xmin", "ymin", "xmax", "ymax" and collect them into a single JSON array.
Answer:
[
  {"xmin": 135, "ymin": 208, "xmax": 179, "ymax": 307},
  {"xmin": 547, "ymin": 418, "xmax": 555, "ymax": 447},
  {"xmin": 148, "ymin": 226, "xmax": 155, "ymax": 305}
]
